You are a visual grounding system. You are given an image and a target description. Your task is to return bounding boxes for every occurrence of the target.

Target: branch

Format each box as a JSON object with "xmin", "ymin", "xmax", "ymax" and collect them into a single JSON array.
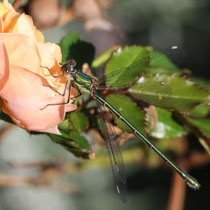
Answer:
[{"xmin": 167, "ymin": 164, "xmax": 186, "ymax": 210}]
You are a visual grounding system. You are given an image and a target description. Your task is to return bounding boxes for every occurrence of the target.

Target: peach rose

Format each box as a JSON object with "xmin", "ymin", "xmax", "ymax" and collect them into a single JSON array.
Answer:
[{"xmin": 0, "ymin": 0, "xmax": 77, "ymax": 134}]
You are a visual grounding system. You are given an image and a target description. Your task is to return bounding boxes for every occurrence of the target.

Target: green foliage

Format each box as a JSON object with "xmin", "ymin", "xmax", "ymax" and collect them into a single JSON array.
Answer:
[
  {"xmin": 49, "ymin": 40, "xmax": 210, "ymax": 158},
  {"xmin": 148, "ymin": 47, "xmax": 182, "ymax": 73},
  {"xmin": 51, "ymin": 112, "xmax": 91, "ymax": 158},
  {"xmin": 69, "ymin": 112, "xmax": 89, "ymax": 133},
  {"xmin": 129, "ymin": 74, "xmax": 209, "ymax": 111},
  {"xmin": 91, "ymin": 45, "xmax": 119, "ymax": 69},
  {"xmin": 189, "ymin": 104, "xmax": 209, "ymax": 117},
  {"xmin": 105, "ymin": 46, "xmax": 149, "ymax": 87},
  {"xmin": 105, "ymin": 94, "xmax": 145, "ymax": 132},
  {"xmin": 59, "ymin": 112, "xmax": 89, "ymax": 134},
  {"xmin": 147, "ymin": 107, "xmax": 185, "ymax": 139},
  {"xmin": 2, "ymin": 32, "xmax": 208, "ymax": 159},
  {"xmin": 59, "ymin": 33, "xmax": 95, "ymax": 69},
  {"xmin": 50, "ymin": 129, "xmax": 91, "ymax": 159},
  {"xmin": 186, "ymin": 118, "xmax": 210, "ymax": 137}
]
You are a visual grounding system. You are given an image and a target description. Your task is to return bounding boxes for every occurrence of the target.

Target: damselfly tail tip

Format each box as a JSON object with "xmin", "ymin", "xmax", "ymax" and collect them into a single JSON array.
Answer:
[{"xmin": 186, "ymin": 176, "xmax": 201, "ymax": 190}]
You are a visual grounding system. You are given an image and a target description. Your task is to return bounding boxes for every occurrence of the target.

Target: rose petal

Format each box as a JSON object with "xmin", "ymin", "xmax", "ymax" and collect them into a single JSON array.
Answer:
[
  {"xmin": 0, "ymin": 33, "xmax": 41, "ymax": 74},
  {"xmin": 2, "ymin": 10, "xmax": 19, "ymax": 32},
  {"xmin": 9, "ymin": 13, "xmax": 40, "ymax": 41},
  {"xmin": 0, "ymin": 41, "xmax": 10, "ymax": 92},
  {"xmin": 0, "ymin": 66, "xmax": 76, "ymax": 131},
  {"xmin": 1, "ymin": 3, "xmax": 44, "ymax": 43},
  {"xmin": 0, "ymin": 2, "xmax": 8, "ymax": 17},
  {"xmin": 35, "ymin": 28, "xmax": 44, "ymax": 43},
  {"xmin": 0, "ymin": 16, "xmax": 3, "ymax": 32},
  {"xmin": 32, "ymin": 125, "xmax": 61, "ymax": 135},
  {"xmin": 37, "ymin": 42, "xmax": 62, "ymax": 69},
  {"xmin": 0, "ymin": 0, "xmax": 78, "ymax": 134},
  {"xmin": 2, "ymin": 0, "xmax": 15, "ymax": 12}
]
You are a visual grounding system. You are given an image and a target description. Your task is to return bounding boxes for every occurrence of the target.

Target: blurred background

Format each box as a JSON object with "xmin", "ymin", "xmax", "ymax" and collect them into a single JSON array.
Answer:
[{"xmin": 0, "ymin": 0, "xmax": 210, "ymax": 210}]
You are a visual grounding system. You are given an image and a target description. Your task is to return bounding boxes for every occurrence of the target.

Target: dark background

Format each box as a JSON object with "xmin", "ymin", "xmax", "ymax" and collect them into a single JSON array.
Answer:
[{"xmin": 0, "ymin": 0, "xmax": 209, "ymax": 210}]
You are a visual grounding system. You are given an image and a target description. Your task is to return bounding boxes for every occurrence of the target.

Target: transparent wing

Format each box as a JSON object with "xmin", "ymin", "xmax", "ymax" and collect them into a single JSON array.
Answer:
[
  {"xmin": 97, "ymin": 46, "xmax": 183, "ymax": 89},
  {"xmin": 98, "ymin": 106, "xmax": 127, "ymax": 203}
]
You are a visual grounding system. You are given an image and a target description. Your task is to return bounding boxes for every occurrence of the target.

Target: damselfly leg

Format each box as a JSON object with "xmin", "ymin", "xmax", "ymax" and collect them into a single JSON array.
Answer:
[{"xmin": 40, "ymin": 64, "xmax": 80, "ymax": 110}]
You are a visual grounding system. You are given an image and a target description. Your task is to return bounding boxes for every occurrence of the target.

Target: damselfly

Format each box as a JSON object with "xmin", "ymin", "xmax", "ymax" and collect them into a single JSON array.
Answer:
[{"xmin": 42, "ymin": 46, "xmax": 200, "ymax": 202}]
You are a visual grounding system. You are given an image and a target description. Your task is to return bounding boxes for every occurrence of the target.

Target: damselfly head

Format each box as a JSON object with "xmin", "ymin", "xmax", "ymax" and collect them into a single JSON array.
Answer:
[{"xmin": 61, "ymin": 59, "xmax": 77, "ymax": 76}]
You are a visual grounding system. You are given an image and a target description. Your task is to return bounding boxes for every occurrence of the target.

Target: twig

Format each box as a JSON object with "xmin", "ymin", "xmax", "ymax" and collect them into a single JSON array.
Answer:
[
  {"xmin": 167, "ymin": 164, "xmax": 186, "ymax": 210},
  {"xmin": 181, "ymin": 151, "xmax": 210, "ymax": 169},
  {"xmin": 0, "ymin": 124, "xmax": 15, "ymax": 142},
  {"xmin": 0, "ymin": 171, "xmax": 79, "ymax": 193},
  {"xmin": 166, "ymin": 139, "xmax": 210, "ymax": 210},
  {"xmin": 198, "ymin": 137, "xmax": 210, "ymax": 155}
]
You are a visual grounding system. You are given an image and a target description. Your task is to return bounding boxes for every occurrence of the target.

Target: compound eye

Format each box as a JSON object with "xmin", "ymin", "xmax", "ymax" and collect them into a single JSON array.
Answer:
[
  {"xmin": 69, "ymin": 59, "xmax": 76, "ymax": 68},
  {"xmin": 65, "ymin": 69, "xmax": 70, "ymax": 73}
]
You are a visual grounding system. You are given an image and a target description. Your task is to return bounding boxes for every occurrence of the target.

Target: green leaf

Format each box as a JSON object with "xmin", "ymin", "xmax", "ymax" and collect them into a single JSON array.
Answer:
[
  {"xmin": 49, "ymin": 130, "xmax": 91, "ymax": 158},
  {"xmin": 189, "ymin": 104, "xmax": 209, "ymax": 117},
  {"xmin": 105, "ymin": 94, "xmax": 145, "ymax": 133},
  {"xmin": 148, "ymin": 48, "xmax": 182, "ymax": 74},
  {"xmin": 60, "ymin": 33, "xmax": 80, "ymax": 62},
  {"xmin": 104, "ymin": 46, "xmax": 149, "ymax": 87},
  {"xmin": 147, "ymin": 107, "xmax": 184, "ymax": 139},
  {"xmin": 59, "ymin": 112, "xmax": 89, "ymax": 134},
  {"xmin": 69, "ymin": 130, "xmax": 91, "ymax": 149},
  {"xmin": 186, "ymin": 117, "xmax": 210, "ymax": 137},
  {"xmin": 91, "ymin": 45, "xmax": 119, "ymax": 69},
  {"xmin": 128, "ymin": 74, "xmax": 210, "ymax": 112},
  {"xmin": 69, "ymin": 112, "xmax": 89, "ymax": 133},
  {"xmin": 58, "ymin": 119, "xmax": 73, "ymax": 131},
  {"xmin": 191, "ymin": 77, "xmax": 210, "ymax": 91},
  {"xmin": 145, "ymin": 67, "xmax": 173, "ymax": 75},
  {"xmin": 59, "ymin": 33, "xmax": 95, "ymax": 69},
  {"xmin": 103, "ymin": 45, "xmax": 184, "ymax": 89}
]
